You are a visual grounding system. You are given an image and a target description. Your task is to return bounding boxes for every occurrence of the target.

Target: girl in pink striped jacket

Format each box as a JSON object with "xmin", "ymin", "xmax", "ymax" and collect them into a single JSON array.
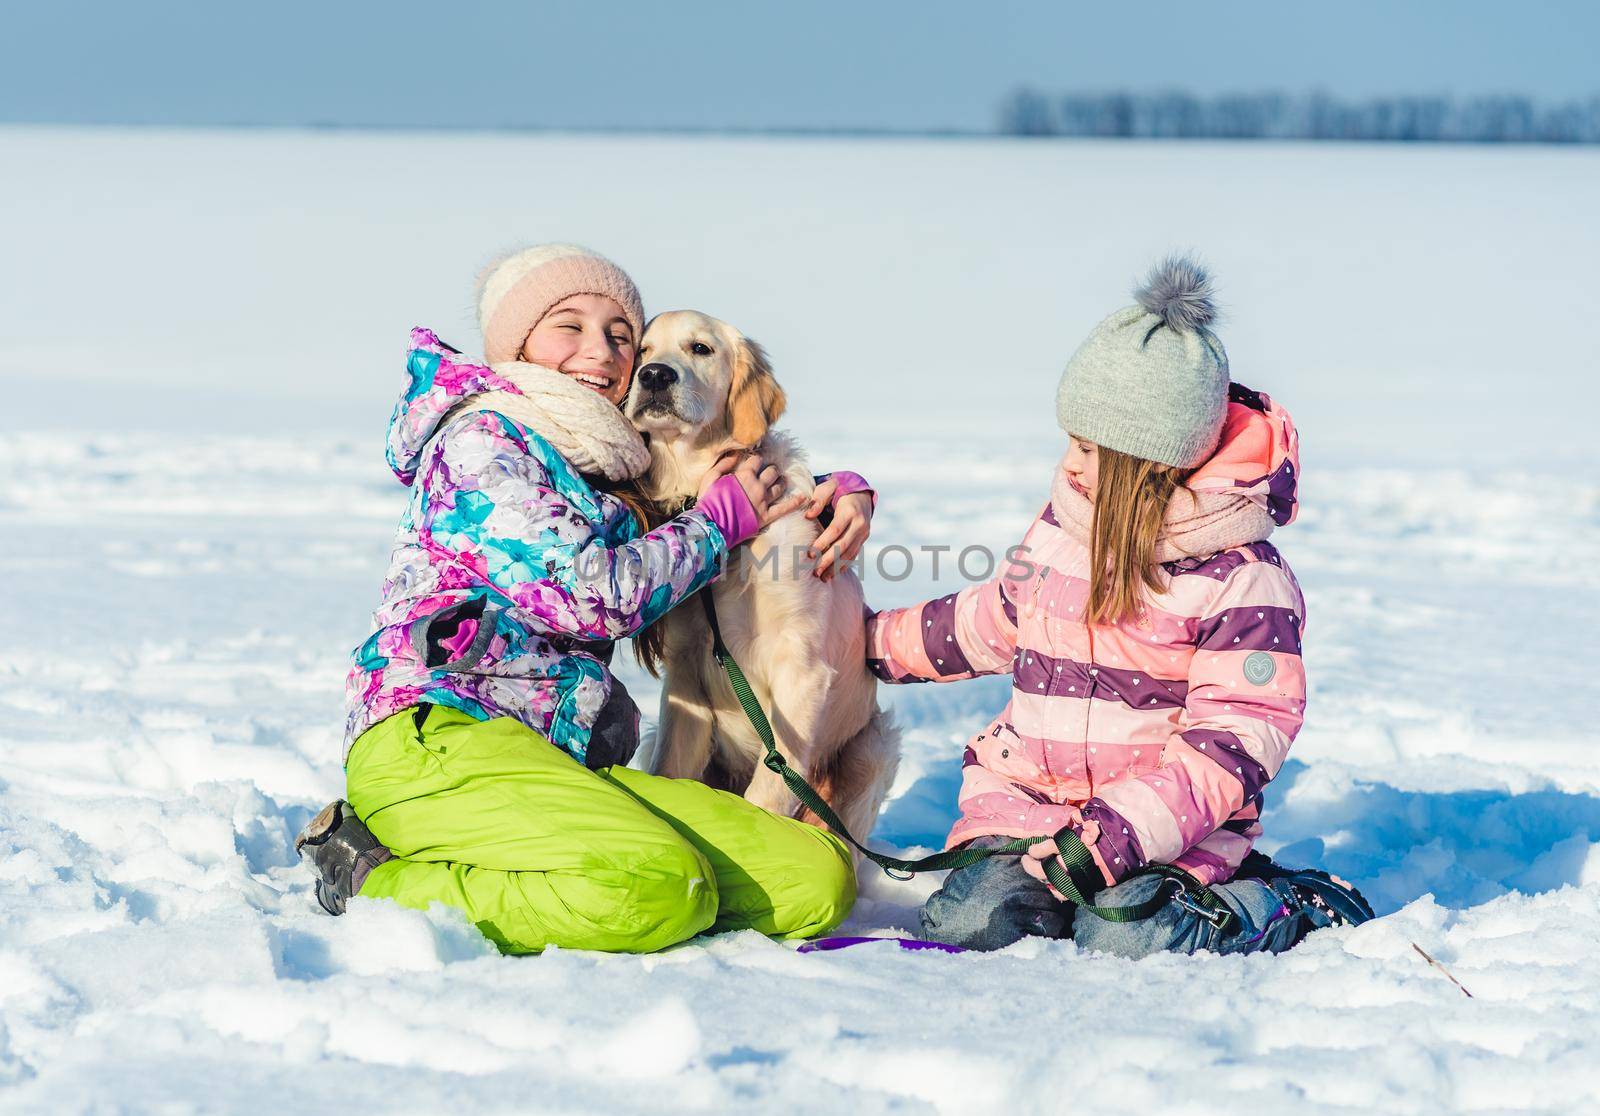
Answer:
[{"xmin": 869, "ymin": 257, "xmax": 1373, "ymax": 955}]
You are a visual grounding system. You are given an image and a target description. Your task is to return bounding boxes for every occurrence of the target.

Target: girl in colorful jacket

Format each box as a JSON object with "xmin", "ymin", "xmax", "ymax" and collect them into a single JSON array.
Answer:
[
  {"xmin": 297, "ymin": 244, "xmax": 876, "ymax": 954},
  {"xmin": 868, "ymin": 256, "xmax": 1373, "ymax": 956}
]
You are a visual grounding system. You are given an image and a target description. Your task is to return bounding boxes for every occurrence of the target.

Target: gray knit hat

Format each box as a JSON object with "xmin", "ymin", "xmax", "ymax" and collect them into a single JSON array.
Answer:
[{"xmin": 1055, "ymin": 254, "xmax": 1229, "ymax": 469}]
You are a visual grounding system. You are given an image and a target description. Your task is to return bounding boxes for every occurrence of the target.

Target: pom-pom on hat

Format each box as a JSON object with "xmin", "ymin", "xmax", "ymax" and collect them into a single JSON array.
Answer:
[
  {"xmin": 476, "ymin": 244, "xmax": 645, "ymax": 365},
  {"xmin": 1055, "ymin": 253, "xmax": 1230, "ymax": 469}
]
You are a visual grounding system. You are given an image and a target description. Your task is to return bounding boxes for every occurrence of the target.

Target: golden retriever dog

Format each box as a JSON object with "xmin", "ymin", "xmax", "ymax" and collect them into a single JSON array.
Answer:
[{"xmin": 626, "ymin": 310, "xmax": 900, "ymax": 854}]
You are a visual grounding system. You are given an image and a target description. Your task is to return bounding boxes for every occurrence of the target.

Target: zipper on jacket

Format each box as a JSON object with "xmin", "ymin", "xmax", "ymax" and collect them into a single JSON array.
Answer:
[
  {"xmin": 1083, "ymin": 623, "xmax": 1097, "ymax": 793},
  {"xmin": 1028, "ymin": 569, "xmax": 1057, "ymax": 778}
]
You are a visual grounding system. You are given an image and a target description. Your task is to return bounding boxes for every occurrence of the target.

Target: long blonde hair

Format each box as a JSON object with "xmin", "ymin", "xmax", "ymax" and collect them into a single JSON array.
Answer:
[{"xmin": 1084, "ymin": 446, "xmax": 1197, "ymax": 626}]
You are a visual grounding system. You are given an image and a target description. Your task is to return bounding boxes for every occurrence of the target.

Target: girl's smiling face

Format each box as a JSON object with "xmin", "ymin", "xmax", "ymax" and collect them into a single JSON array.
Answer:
[
  {"xmin": 519, "ymin": 294, "xmax": 637, "ymax": 406},
  {"xmin": 1063, "ymin": 435, "xmax": 1099, "ymax": 500}
]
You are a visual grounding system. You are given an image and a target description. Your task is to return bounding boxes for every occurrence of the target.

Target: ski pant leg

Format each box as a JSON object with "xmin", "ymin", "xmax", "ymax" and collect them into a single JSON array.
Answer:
[
  {"xmin": 917, "ymin": 838, "xmax": 1324, "ymax": 957},
  {"xmin": 601, "ymin": 765, "xmax": 856, "ymax": 940},
  {"xmin": 918, "ymin": 837, "xmax": 1073, "ymax": 951},
  {"xmin": 1072, "ymin": 874, "xmax": 1310, "ymax": 959},
  {"xmin": 345, "ymin": 706, "xmax": 718, "ymax": 955}
]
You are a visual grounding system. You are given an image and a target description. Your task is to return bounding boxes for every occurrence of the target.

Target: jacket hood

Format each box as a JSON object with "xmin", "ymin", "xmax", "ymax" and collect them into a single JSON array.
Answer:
[
  {"xmin": 387, "ymin": 327, "xmax": 525, "ymax": 485},
  {"xmin": 1184, "ymin": 382, "xmax": 1300, "ymax": 527},
  {"xmin": 1048, "ymin": 381, "xmax": 1300, "ymax": 563}
]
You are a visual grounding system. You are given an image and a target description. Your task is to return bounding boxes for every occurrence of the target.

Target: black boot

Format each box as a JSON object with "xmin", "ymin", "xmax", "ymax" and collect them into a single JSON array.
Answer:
[
  {"xmin": 1237, "ymin": 852, "xmax": 1376, "ymax": 943},
  {"xmin": 1282, "ymin": 868, "xmax": 1376, "ymax": 928},
  {"xmin": 294, "ymin": 800, "xmax": 393, "ymax": 915}
]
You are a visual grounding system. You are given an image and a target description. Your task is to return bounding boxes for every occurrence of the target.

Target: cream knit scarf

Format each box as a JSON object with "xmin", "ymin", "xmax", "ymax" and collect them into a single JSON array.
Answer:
[
  {"xmin": 1049, "ymin": 455, "xmax": 1275, "ymax": 563},
  {"xmin": 453, "ymin": 361, "xmax": 650, "ymax": 483}
]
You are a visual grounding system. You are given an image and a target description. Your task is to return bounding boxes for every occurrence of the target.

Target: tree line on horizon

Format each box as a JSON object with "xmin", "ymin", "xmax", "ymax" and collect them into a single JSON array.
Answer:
[{"xmin": 999, "ymin": 88, "xmax": 1600, "ymax": 143}]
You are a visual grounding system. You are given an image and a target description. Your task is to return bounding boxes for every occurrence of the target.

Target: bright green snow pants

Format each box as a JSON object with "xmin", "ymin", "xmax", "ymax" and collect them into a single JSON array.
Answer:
[{"xmin": 345, "ymin": 705, "xmax": 856, "ymax": 954}]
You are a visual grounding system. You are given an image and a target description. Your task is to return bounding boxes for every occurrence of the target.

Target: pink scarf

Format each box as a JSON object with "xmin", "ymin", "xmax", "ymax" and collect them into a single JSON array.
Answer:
[{"xmin": 1048, "ymin": 455, "xmax": 1275, "ymax": 563}]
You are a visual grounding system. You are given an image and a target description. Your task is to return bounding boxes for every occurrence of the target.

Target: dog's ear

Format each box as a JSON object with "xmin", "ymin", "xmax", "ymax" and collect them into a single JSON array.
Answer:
[{"xmin": 727, "ymin": 334, "xmax": 786, "ymax": 445}]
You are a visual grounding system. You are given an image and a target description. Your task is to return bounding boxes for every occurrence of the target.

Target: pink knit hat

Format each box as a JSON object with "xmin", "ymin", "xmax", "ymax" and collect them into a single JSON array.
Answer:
[{"xmin": 476, "ymin": 244, "xmax": 645, "ymax": 364}]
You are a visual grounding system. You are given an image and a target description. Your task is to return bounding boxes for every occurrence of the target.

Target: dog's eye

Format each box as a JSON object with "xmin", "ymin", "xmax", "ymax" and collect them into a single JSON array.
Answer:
[{"xmin": 691, "ymin": 342, "xmax": 714, "ymax": 356}]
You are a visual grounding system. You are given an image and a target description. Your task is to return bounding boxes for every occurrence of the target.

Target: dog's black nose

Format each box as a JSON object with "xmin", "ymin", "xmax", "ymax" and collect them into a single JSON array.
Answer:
[{"xmin": 637, "ymin": 363, "xmax": 679, "ymax": 392}]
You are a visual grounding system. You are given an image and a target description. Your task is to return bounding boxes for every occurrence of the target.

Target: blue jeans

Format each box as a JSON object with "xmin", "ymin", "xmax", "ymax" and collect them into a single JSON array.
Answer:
[{"xmin": 919, "ymin": 838, "xmax": 1327, "ymax": 956}]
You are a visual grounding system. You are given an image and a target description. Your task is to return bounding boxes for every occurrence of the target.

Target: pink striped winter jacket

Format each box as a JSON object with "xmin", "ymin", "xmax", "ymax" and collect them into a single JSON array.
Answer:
[{"xmin": 867, "ymin": 384, "xmax": 1304, "ymax": 888}]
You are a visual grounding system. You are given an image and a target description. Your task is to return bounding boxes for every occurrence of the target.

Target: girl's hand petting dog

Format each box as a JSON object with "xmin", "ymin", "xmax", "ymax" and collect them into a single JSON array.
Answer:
[
  {"xmin": 806, "ymin": 479, "xmax": 874, "ymax": 580},
  {"xmin": 699, "ymin": 452, "xmax": 806, "ymax": 530}
]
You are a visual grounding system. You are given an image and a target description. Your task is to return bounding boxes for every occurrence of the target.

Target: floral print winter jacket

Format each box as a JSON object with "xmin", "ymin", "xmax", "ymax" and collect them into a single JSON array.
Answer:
[
  {"xmin": 868, "ymin": 385, "xmax": 1305, "ymax": 888},
  {"xmin": 343, "ymin": 328, "xmax": 741, "ymax": 765}
]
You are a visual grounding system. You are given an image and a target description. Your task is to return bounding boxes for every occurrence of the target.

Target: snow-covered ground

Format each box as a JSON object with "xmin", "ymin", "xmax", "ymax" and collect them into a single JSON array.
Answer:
[{"xmin": 3, "ymin": 127, "xmax": 1598, "ymax": 1113}]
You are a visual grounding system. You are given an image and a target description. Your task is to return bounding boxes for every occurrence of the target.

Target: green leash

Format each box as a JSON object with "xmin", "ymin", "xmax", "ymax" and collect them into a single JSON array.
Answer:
[{"xmin": 696, "ymin": 591, "xmax": 1234, "ymax": 931}]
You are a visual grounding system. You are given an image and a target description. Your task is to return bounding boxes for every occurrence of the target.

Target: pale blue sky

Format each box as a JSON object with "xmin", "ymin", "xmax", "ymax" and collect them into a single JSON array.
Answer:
[{"xmin": 7, "ymin": 1, "xmax": 1598, "ymax": 132}]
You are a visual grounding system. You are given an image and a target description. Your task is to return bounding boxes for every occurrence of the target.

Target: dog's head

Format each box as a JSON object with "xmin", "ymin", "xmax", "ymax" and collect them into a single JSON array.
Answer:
[{"xmin": 626, "ymin": 310, "xmax": 787, "ymax": 446}]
